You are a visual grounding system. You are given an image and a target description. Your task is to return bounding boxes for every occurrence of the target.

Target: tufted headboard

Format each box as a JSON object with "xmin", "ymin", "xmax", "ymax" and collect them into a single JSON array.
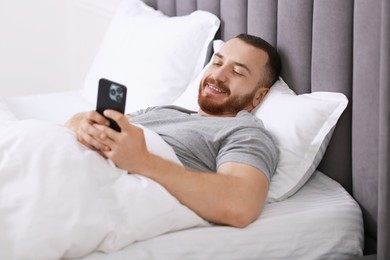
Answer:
[{"xmin": 143, "ymin": 0, "xmax": 389, "ymax": 257}]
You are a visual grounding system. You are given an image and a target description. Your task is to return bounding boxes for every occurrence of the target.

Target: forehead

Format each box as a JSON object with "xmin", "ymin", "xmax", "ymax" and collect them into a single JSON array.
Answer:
[{"xmin": 217, "ymin": 38, "xmax": 268, "ymax": 71}]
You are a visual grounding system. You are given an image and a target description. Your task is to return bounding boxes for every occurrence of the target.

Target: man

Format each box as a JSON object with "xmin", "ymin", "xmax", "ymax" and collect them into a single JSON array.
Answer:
[{"xmin": 65, "ymin": 34, "xmax": 281, "ymax": 228}]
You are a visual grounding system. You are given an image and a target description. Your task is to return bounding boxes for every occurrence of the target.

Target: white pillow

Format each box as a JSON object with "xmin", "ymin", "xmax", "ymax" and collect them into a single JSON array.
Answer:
[
  {"xmin": 253, "ymin": 78, "xmax": 348, "ymax": 202},
  {"xmin": 82, "ymin": 0, "xmax": 220, "ymax": 113},
  {"xmin": 0, "ymin": 99, "xmax": 17, "ymax": 122},
  {"xmin": 173, "ymin": 42, "xmax": 348, "ymax": 203},
  {"xmin": 173, "ymin": 40, "xmax": 224, "ymax": 109}
]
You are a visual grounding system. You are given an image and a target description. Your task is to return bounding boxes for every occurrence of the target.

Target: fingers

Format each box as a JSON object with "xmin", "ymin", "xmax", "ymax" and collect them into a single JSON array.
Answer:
[
  {"xmin": 86, "ymin": 110, "xmax": 110, "ymax": 126},
  {"xmin": 77, "ymin": 126, "xmax": 107, "ymax": 151},
  {"xmin": 76, "ymin": 110, "xmax": 137, "ymax": 163},
  {"xmin": 76, "ymin": 110, "xmax": 110, "ymax": 151},
  {"xmin": 94, "ymin": 119, "xmax": 149, "ymax": 172},
  {"xmin": 103, "ymin": 110, "xmax": 129, "ymax": 131},
  {"xmin": 94, "ymin": 124, "xmax": 117, "ymax": 145}
]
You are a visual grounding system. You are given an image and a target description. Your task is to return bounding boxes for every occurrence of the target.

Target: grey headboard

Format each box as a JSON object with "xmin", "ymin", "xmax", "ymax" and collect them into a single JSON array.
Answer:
[{"xmin": 143, "ymin": 0, "xmax": 389, "ymax": 258}]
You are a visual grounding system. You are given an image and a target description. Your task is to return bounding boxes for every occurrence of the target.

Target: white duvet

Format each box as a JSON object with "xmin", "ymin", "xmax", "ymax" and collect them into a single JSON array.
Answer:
[{"xmin": 0, "ymin": 109, "xmax": 207, "ymax": 259}]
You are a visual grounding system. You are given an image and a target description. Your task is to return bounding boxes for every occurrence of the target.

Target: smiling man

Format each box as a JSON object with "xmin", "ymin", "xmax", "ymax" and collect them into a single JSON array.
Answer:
[
  {"xmin": 199, "ymin": 35, "xmax": 269, "ymax": 117},
  {"xmin": 65, "ymin": 33, "xmax": 281, "ymax": 228}
]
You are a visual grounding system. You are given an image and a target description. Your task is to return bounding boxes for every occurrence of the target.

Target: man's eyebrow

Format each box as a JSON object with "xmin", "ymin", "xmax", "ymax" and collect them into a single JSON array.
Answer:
[
  {"xmin": 214, "ymin": 52, "xmax": 224, "ymax": 59},
  {"xmin": 214, "ymin": 52, "xmax": 252, "ymax": 75}
]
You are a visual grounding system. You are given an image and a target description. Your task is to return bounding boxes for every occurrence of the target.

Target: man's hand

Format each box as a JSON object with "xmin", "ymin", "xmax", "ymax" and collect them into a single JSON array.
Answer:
[
  {"xmin": 64, "ymin": 111, "xmax": 110, "ymax": 152},
  {"xmin": 94, "ymin": 110, "xmax": 151, "ymax": 173},
  {"xmin": 65, "ymin": 110, "xmax": 139, "ymax": 164}
]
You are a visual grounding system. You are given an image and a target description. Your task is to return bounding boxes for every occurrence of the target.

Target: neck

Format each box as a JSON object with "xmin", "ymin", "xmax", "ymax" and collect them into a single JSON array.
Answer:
[{"xmin": 198, "ymin": 108, "xmax": 239, "ymax": 117}]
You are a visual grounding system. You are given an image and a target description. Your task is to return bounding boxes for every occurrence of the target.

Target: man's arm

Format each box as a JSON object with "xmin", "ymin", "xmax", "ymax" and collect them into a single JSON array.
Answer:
[
  {"xmin": 98, "ymin": 110, "xmax": 269, "ymax": 227},
  {"xmin": 135, "ymin": 155, "xmax": 269, "ymax": 228},
  {"xmin": 65, "ymin": 110, "xmax": 269, "ymax": 227}
]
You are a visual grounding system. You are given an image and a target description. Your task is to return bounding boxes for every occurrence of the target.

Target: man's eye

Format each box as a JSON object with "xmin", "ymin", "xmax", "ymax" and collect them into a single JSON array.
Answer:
[
  {"xmin": 233, "ymin": 70, "xmax": 243, "ymax": 76},
  {"xmin": 213, "ymin": 61, "xmax": 222, "ymax": 66}
]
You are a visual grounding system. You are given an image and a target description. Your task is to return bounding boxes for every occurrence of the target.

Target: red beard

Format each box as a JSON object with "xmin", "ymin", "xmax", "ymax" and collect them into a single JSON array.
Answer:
[{"xmin": 198, "ymin": 77, "xmax": 255, "ymax": 116}]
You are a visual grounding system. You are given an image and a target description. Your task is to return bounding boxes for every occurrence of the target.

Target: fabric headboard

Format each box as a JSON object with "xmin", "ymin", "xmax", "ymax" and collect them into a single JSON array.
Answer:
[{"xmin": 143, "ymin": 0, "xmax": 389, "ymax": 257}]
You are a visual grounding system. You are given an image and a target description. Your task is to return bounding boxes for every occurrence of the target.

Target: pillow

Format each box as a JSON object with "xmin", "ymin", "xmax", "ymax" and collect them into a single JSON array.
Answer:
[
  {"xmin": 172, "ymin": 41, "xmax": 348, "ymax": 202},
  {"xmin": 82, "ymin": 0, "xmax": 220, "ymax": 113},
  {"xmin": 253, "ymin": 78, "xmax": 348, "ymax": 202},
  {"xmin": 0, "ymin": 99, "xmax": 17, "ymax": 123},
  {"xmin": 173, "ymin": 40, "xmax": 224, "ymax": 109}
]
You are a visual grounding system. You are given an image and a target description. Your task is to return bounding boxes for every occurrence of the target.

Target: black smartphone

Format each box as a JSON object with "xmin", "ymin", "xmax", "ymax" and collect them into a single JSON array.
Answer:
[{"xmin": 96, "ymin": 78, "xmax": 127, "ymax": 132}]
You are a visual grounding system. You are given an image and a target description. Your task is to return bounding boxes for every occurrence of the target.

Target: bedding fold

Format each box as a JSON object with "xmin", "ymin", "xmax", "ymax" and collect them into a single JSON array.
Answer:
[{"xmin": 0, "ymin": 117, "xmax": 207, "ymax": 259}]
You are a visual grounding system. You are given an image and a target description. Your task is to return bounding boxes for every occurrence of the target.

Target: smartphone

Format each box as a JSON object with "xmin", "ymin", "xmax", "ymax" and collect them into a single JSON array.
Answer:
[{"xmin": 96, "ymin": 78, "xmax": 127, "ymax": 132}]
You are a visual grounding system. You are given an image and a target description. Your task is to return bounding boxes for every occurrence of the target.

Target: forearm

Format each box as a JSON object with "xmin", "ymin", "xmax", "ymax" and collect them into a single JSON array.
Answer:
[{"xmin": 135, "ymin": 153, "xmax": 267, "ymax": 227}]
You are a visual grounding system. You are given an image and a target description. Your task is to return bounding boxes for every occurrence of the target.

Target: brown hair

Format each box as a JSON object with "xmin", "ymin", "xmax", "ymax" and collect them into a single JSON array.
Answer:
[{"xmin": 235, "ymin": 34, "xmax": 282, "ymax": 88}]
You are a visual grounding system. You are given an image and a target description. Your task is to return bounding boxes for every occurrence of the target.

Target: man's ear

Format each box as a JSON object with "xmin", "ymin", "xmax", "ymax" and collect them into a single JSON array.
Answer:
[{"xmin": 252, "ymin": 87, "xmax": 269, "ymax": 108}]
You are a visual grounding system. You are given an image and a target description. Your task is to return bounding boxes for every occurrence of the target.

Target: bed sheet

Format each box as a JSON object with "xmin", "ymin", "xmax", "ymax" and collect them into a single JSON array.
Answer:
[
  {"xmin": 82, "ymin": 170, "xmax": 364, "ymax": 260},
  {"xmin": 0, "ymin": 117, "xmax": 208, "ymax": 259},
  {"xmin": 2, "ymin": 91, "xmax": 364, "ymax": 259}
]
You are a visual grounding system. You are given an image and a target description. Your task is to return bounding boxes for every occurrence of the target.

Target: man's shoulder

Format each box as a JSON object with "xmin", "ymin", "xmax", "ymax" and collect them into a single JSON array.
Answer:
[{"xmin": 235, "ymin": 110, "xmax": 265, "ymax": 128}]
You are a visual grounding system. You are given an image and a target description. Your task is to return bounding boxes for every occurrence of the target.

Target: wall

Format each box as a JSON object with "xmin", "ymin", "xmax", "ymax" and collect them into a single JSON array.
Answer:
[
  {"xmin": 0, "ymin": 0, "xmax": 120, "ymax": 97},
  {"xmin": 66, "ymin": 0, "xmax": 121, "ymax": 93}
]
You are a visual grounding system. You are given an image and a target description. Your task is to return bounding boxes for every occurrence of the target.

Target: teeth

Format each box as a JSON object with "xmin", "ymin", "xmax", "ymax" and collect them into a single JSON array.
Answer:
[{"xmin": 208, "ymin": 84, "xmax": 225, "ymax": 93}]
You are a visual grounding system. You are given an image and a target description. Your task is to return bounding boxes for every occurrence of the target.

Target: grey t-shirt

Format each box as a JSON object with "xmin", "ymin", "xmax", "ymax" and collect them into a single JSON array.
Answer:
[{"xmin": 129, "ymin": 106, "xmax": 278, "ymax": 181}]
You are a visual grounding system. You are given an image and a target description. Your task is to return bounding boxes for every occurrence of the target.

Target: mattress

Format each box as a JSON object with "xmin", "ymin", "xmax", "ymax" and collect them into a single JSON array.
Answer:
[
  {"xmin": 2, "ymin": 92, "xmax": 364, "ymax": 259},
  {"xmin": 82, "ymin": 170, "xmax": 363, "ymax": 260}
]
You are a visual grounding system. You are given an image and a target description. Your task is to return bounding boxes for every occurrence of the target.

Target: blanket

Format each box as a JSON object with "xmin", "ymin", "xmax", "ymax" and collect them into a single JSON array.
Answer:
[{"xmin": 0, "ymin": 106, "xmax": 207, "ymax": 259}]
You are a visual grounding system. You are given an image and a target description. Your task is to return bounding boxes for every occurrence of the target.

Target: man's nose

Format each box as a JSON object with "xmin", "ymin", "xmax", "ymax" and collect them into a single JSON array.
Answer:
[{"xmin": 212, "ymin": 65, "xmax": 228, "ymax": 83}]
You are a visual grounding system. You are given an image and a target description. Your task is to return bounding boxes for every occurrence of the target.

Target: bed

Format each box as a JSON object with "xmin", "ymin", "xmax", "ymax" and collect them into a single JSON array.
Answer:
[{"xmin": 1, "ymin": 0, "xmax": 389, "ymax": 259}]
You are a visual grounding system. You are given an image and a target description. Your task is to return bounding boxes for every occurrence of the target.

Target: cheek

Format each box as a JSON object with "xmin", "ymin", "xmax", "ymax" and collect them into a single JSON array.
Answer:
[
  {"xmin": 203, "ymin": 65, "xmax": 213, "ymax": 76},
  {"xmin": 201, "ymin": 71, "xmax": 212, "ymax": 84},
  {"xmin": 230, "ymin": 79, "xmax": 254, "ymax": 93}
]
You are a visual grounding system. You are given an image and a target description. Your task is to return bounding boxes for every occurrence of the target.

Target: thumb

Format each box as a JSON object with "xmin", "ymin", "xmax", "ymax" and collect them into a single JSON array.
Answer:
[{"xmin": 103, "ymin": 110, "xmax": 129, "ymax": 130}]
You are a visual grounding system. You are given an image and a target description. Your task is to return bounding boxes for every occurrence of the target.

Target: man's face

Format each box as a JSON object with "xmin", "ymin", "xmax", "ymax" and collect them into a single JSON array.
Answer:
[{"xmin": 198, "ymin": 38, "xmax": 269, "ymax": 117}]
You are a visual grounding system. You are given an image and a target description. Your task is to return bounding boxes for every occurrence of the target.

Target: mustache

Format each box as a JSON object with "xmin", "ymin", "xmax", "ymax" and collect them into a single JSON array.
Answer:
[{"xmin": 203, "ymin": 77, "xmax": 230, "ymax": 94}]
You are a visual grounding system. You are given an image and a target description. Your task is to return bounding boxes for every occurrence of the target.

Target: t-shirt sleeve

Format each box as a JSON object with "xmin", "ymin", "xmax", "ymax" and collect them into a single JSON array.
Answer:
[{"xmin": 216, "ymin": 126, "xmax": 278, "ymax": 181}]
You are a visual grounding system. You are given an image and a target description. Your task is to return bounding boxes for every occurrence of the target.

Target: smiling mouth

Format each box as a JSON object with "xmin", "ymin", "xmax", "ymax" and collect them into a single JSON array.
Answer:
[{"xmin": 206, "ymin": 83, "xmax": 227, "ymax": 94}]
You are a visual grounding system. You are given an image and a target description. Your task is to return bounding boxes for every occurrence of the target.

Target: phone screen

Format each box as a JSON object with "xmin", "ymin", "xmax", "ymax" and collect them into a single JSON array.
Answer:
[{"xmin": 96, "ymin": 78, "xmax": 127, "ymax": 132}]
